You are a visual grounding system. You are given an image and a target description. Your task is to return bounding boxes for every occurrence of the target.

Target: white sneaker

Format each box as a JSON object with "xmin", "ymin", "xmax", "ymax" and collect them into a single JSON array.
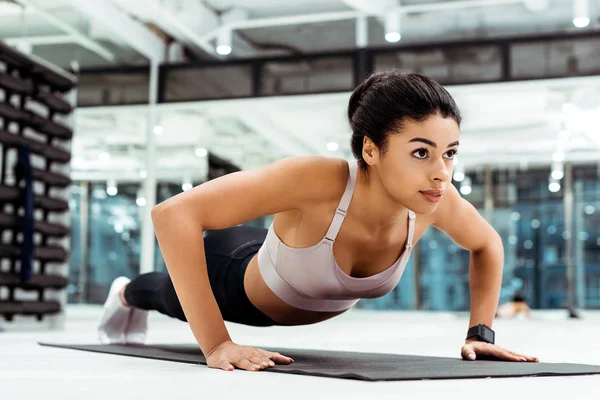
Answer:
[
  {"xmin": 98, "ymin": 277, "xmax": 131, "ymax": 344},
  {"xmin": 125, "ymin": 307, "xmax": 149, "ymax": 345}
]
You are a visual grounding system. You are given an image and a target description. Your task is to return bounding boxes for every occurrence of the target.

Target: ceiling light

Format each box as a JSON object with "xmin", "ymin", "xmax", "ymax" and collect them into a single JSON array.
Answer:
[
  {"xmin": 459, "ymin": 177, "xmax": 472, "ymax": 195},
  {"xmin": 153, "ymin": 125, "xmax": 163, "ymax": 135},
  {"xmin": 548, "ymin": 181, "xmax": 561, "ymax": 192},
  {"xmin": 384, "ymin": 10, "xmax": 401, "ymax": 43},
  {"xmin": 551, "ymin": 169, "xmax": 564, "ymax": 180},
  {"xmin": 195, "ymin": 147, "xmax": 208, "ymax": 157},
  {"xmin": 453, "ymin": 160, "xmax": 465, "ymax": 182},
  {"xmin": 136, "ymin": 188, "xmax": 146, "ymax": 207},
  {"xmin": 551, "ymin": 161, "xmax": 564, "ymax": 180},
  {"xmin": 548, "ymin": 175, "xmax": 561, "ymax": 192},
  {"xmin": 453, "ymin": 171, "xmax": 465, "ymax": 182},
  {"xmin": 106, "ymin": 179, "xmax": 117, "ymax": 196},
  {"xmin": 573, "ymin": 0, "xmax": 590, "ymax": 28},
  {"xmin": 573, "ymin": 17, "xmax": 590, "ymax": 27},
  {"xmin": 216, "ymin": 27, "xmax": 232, "ymax": 55}
]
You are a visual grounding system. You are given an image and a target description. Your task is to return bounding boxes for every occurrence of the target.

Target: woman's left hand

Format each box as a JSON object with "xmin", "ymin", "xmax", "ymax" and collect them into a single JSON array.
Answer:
[{"xmin": 461, "ymin": 339, "xmax": 539, "ymax": 362}]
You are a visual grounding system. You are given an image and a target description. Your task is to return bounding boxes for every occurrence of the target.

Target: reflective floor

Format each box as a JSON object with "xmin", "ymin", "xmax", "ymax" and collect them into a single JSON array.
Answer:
[{"xmin": 2, "ymin": 307, "xmax": 599, "ymax": 399}]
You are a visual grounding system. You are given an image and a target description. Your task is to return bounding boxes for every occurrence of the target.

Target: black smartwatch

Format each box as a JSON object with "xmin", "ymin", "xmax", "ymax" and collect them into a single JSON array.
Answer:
[{"xmin": 466, "ymin": 324, "xmax": 495, "ymax": 344}]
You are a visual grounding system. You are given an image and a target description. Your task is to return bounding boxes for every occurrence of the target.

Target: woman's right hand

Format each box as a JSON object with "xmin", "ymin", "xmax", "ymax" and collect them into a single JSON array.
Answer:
[{"xmin": 205, "ymin": 340, "xmax": 295, "ymax": 372}]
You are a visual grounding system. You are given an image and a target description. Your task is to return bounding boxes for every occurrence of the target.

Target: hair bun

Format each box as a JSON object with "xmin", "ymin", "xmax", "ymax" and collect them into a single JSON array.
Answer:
[{"xmin": 347, "ymin": 74, "xmax": 383, "ymax": 123}]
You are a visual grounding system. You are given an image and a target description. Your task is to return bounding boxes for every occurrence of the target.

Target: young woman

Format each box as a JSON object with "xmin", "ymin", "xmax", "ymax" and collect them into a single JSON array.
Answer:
[{"xmin": 98, "ymin": 71, "xmax": 539, "ymax": 372}]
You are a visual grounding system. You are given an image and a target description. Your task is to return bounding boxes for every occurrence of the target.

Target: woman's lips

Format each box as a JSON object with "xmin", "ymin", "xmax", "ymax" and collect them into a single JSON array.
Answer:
[{"xmin": 420, "ymin": 191, "xmax": 445, "ymax": 203}]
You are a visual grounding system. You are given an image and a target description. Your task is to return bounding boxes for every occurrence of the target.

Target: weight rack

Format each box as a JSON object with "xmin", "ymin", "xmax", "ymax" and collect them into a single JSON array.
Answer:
[{"xmin": 0, "ymin": 42, "xmax": 77, "ymax": 323}]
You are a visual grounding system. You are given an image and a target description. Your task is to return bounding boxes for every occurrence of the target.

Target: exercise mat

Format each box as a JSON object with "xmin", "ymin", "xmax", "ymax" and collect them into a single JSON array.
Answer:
[{"xmin": 38, "ymin": 342, "xmax": 600, "ymax": 381}]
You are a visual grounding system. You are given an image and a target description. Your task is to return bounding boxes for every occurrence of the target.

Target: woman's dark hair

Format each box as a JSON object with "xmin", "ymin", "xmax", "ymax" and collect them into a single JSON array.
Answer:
[
  {"xmin": 512, "ymin": 293, "xmax": 527, "ymax": 303},
  {"xmin": 348, "ymin": 71, "xmax": 462, "ymax": 170}
]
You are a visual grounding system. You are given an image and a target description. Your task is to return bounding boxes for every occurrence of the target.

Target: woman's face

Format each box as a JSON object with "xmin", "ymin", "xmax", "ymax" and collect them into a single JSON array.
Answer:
[{"xmin": 368, "ymin": 114, "xmax": 461, "ymax": 214}]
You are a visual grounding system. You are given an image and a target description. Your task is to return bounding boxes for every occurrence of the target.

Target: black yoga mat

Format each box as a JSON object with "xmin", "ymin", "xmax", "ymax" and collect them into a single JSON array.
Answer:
[{"xmin": 38, "ymin": 343, "xmax": 600, "ymax": 381}]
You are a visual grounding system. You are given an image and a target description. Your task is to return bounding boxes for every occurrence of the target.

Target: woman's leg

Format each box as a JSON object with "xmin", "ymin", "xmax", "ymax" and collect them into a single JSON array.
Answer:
[
  {"xmin": 123, "ymin": 272, "xmax": 186, "ymax": 321},
  {"xmin": 123, "ymin": 225, "xmax": 274, "ymax": 326}
]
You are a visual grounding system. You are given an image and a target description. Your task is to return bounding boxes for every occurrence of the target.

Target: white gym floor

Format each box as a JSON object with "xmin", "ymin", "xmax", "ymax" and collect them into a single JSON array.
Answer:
[{"xmin": 1, "ymin": 307, "xmax": 599, "ymax": 400}]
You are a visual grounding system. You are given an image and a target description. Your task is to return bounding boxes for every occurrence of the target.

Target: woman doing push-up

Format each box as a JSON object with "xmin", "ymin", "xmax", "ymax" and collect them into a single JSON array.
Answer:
[{"xmin": 98, "ymin": 71, "xmax": 539, "ymax": 372}]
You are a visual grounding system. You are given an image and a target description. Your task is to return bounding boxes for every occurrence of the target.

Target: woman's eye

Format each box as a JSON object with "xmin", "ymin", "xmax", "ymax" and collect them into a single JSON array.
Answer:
[
  {"xmin": 444, "ymin": 150, "xmax": 458, "ymax": 159},
  {"xmin": 413, "ymin": 149, "xmax": 428, "ymax": 159}
]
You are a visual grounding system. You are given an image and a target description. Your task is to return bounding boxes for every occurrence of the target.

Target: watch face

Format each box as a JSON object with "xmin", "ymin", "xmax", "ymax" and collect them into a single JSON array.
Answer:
[
  {"xmin": 482, "ymin": 326, "xmax": 495, "ymax": 343},
  {"xmin": 467, "ymin": 325, "xmax": 494, "ymax": 343}
]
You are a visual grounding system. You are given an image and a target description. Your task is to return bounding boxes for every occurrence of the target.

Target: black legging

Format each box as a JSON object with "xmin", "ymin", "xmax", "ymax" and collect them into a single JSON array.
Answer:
[{"xmin": 123, "ymin": 225, "xmax": 278, "ymax": 327}]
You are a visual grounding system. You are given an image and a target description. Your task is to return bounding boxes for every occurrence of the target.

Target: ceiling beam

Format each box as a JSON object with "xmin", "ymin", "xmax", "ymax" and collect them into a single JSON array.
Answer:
[
  {"xmin": 340, "ymin": 0, "xmax": 398, "ymax": 14},
  {"xmin": 12, "ymin": 0, "xmax": 116, "ymax": 63},
  {"xmin": 114, "ymin": 0, "xmax": 221, "ymax": 59},
  {"xmin": 201, "ymin": 0, "xmax": 525, "ymax": 42},
  {"xmin": 67, "ymin": 0, "xmax": 166, "ymax": 62},
  {"xmin": 3, "ymin": 35, "xmax": 74, "ymax": 46}
]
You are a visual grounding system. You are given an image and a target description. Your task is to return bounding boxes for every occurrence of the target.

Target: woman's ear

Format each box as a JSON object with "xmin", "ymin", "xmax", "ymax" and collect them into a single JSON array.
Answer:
[{"xmin": 362, "ymin": 136, "xmax": 378, "ymax": 166}]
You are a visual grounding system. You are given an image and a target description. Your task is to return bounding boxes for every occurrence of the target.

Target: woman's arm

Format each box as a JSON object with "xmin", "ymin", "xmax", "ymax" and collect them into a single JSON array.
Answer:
[
  {"xmin": 432, "ymin": 184, "xmax": 502, "ymax": 329},
  {"xmin": 432, "ymin": 185, "xmax": 537, "ymax": 362},
  {"xmin": 152, "ymin": 156, "xmax": 340, "ymax": 357}
]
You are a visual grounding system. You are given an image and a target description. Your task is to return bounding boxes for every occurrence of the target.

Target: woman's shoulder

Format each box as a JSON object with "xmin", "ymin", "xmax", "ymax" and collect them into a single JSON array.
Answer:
[{"xmin": 274, "ymin": 155, "xmax": 350, "ymax": 206}]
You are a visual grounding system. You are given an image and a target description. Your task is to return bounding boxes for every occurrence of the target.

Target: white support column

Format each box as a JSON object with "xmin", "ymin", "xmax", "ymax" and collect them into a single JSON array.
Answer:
[
  {"xmin": 484, "ymin": 166, "xmax": 494, "ymax": 223},
  {"xmin": 139, "ymin": 61, "xmax": 159, "ymax": 274}
]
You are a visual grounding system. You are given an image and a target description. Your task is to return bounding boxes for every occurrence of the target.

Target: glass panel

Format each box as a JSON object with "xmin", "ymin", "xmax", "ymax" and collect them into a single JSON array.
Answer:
[
  {"xmin": 574, "ymin": 165, "xmax": 600, "ymax": 308},
  {"xmin": 374, "ymin": 46, "xmax": 502, "ymax": 85},
  {"xmin": 77, "ymin": 71, "xmax": 149, "ymax": 107},
  {"xmin": 163, "ymin": 65, "xmax": 253, "ymax": 102},
  {"xmin": 66, "ymin": 183, "xmax": 83, "ymax": 303},
  {"xmin": 260, "ymin": 57, "xmax": 354, "ymax": 96},
  {"xmin": 508, "ymin": 168, "xmax": 565, "ymax": 309},
  {"xmin": 86, "ymin": 183, "xmax": 141, "ymax": 303},
  {"xmin": 511, "ymin": 37, "xmax": 600, "ymax": 80},
  {"xmin": 418, "ymin": 226, "xmax": 471, "ymax": 311},
  {"xmin": 357, "ymin": 257, "xmax": 416, "ymax": 310}
]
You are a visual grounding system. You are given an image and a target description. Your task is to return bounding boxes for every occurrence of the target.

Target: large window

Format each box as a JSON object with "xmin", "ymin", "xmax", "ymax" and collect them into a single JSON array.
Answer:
[
  {"xmin": 163, "ymin": 64, "xmax": 254, "ymax": 102},
  {"xmin": 260, "ymin": 56, "xmax": 354, "ymax": 96},
  {"xmin": 511, "ymin": 37, "xmax": 600, "ymax": 80},
  {"xmin": 375, "ymin": 45, "xmax": 503, "ymax": 85},
  {"xmin": 574, "ymin": 166, "xmax": 600, "ymax": 308},
  {"xmin": 77, "ymin": 70, "xmax": 150, "ymax": 107},
  {"xmin": 71, "ymin": 182, "xmax": 141, "ymax": 304}
]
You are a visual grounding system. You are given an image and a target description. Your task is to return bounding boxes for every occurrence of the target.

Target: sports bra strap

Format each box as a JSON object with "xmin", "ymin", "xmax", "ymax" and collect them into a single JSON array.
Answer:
[
  {"xmin": 405, "ymin": 210, "xmax": 416, "ymax": 249},
  {"xmin": 325, "ymin": 160, "xmax": 357, "ymax": 241}
]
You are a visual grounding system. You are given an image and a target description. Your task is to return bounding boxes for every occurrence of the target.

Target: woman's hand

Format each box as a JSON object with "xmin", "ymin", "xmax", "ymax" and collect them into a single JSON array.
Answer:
[
  {"xmin": 205, "ymin": 340, "xmax": 294, "ymax": 372},
  {"xmin": 461, "ymin": 339, "xmax": 539, "ymax": 362}
]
